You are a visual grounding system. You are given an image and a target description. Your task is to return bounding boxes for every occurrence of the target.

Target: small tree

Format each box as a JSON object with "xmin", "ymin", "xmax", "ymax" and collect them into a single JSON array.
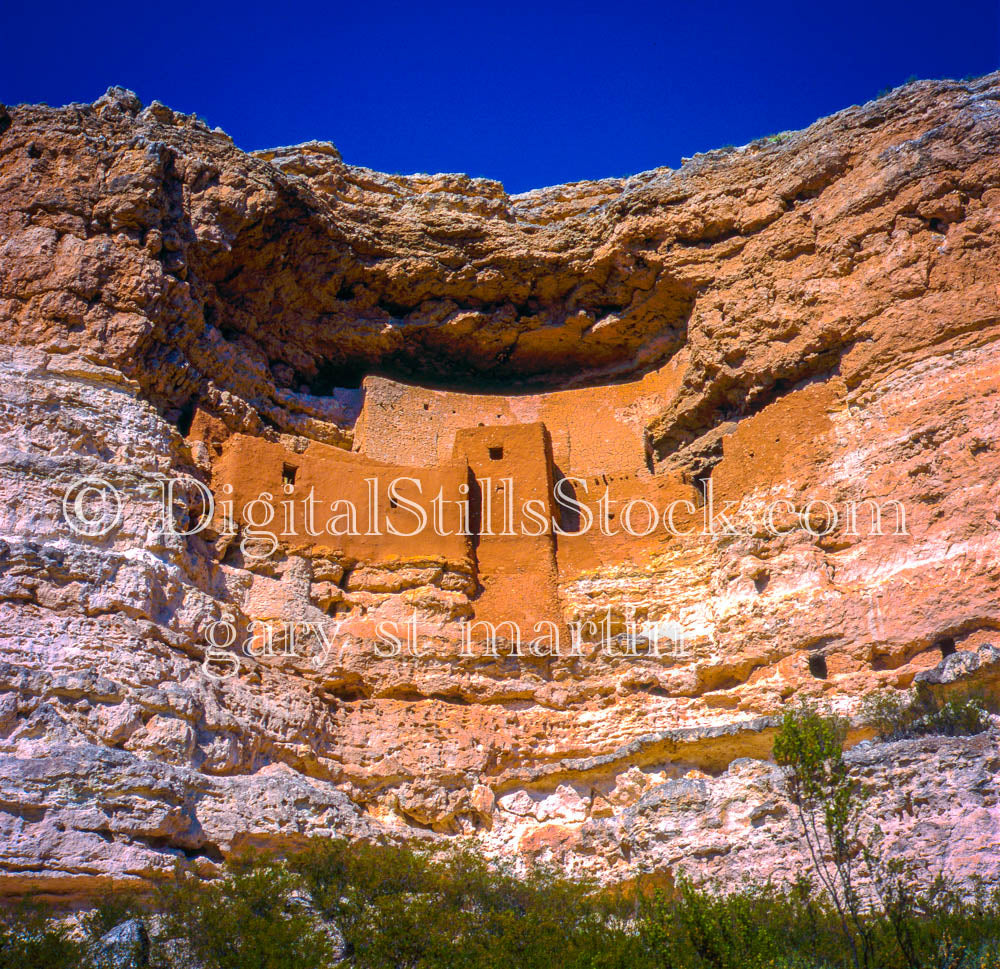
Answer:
[{"xmin": 773, "ymin": 701, "xmax": 874, "ymax": 969}]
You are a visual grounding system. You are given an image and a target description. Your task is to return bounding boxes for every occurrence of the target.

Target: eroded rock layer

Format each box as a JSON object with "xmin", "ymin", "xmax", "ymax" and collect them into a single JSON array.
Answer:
[{"xmin": 2, "ymin": 76, "xmax": 1000, "ymax": 897}]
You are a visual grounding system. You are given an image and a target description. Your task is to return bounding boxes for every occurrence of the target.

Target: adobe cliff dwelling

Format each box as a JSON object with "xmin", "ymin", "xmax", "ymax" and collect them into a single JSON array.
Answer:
[
  {"xmin": 199, "ymin": 363, "xmax": 701, "ymax": 635},
  {"xmin": 2, "ymin": 74, "xmax": 1000, "ymax": 898}
]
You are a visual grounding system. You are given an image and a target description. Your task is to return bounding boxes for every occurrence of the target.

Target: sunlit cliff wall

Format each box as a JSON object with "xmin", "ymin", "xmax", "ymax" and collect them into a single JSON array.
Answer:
[{"xmin": 2, "ymin": 76, "xmax": 1000, "ymax": 898}]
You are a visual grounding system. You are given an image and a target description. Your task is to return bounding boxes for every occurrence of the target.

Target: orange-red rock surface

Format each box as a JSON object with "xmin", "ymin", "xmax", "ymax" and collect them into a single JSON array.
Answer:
[{"xmin": 2, "ymin": 76, "xmax": 1000, "ymax": 898}]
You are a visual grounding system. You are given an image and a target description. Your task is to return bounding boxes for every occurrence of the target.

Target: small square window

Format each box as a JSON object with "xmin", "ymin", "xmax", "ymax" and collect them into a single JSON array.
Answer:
[
  {"xmin": 488, "ymin": 447, "xmax": 503, "ymax": 460},
  {"xmin": 282, "ymin": 463, "xmax": 297, "ymax": 486}
]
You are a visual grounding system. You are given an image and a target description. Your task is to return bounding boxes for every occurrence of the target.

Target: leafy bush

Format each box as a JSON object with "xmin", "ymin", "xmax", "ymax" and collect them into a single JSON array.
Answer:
[
  {"xmin": 6, "ymin": 775, "xmax": 1000, "ymax": 969},
  {"xmin": 80, "ymin": 892, "xmax": 146, "ymax": 941},
  {"xmin": 155, "ymin": 855, "xmax": 334, "ymax": 969},
  {"xmin": 861, "ymin": 684, "xmax": 994, "ymax": 742},
  {"xmin": 638, "ymin": 874, "xmax": 839, "ymax": 969},
  {"xmin": 288, "ymin": 839, "xmax": 645, "ymax": 969},
  {"xmin": 0, "ymin": 901, "xmax": 83, "ymax": 969},
  {"xmin": 637, "ymin": 873, "xmax": 1000, "ymax": 969}
]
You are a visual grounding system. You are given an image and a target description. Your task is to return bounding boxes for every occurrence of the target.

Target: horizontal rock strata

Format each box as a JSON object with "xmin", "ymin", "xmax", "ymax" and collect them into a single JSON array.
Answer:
[{"xmin": 1, "ymin": 75, "xmax": 1000, "ymax": 897}]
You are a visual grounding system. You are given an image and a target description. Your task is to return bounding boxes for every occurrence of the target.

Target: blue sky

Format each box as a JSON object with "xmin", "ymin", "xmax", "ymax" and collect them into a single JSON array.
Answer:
[{"xmin": 5, "ymin": 0, "xmax": 998, "ymax": 193}]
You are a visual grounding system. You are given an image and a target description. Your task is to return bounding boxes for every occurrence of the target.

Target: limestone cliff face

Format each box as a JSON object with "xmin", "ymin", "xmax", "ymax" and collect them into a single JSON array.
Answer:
[{"xmin": 2, "ymin": 76, "xmax": 1000, "ymax": 898}]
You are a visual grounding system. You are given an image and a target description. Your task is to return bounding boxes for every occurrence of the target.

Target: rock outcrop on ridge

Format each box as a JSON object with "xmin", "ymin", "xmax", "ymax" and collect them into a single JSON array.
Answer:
[{"xmin": 1, "ymin": 74, "xmax": 1000, "ymax": 899}]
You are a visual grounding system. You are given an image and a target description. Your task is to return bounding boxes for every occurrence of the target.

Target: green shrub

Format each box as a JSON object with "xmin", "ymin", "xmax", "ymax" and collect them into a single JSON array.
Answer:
[
  {"xmin": 860, "ymin": 689, "xmax": 911, "ymax": 740},
  {"xmin": 0, "ymin": 901, "xmax": 83, "ymax": 969},
  {"xmin": 154, "ymin": 855, "xmax": 334, "ymax": 969},
  {"xmin": 638, "ymin": 874, "xmax": 841, "ymax": 969},
  {"xmin": 861, "ymin": 684, "xmax": 994, "ymax": 742},
  {"xmin": 79, "ymin": 893, "xmax": 146, "ymax": 941},
  {"xmin": 636, "ymin": 872, "xmax": 1000, "ymax": 969},
  {"xmin": 288, "ymin": 839, "xmax": 647, "ymax": 969},
  {"xmin": 5, "ymin": 834, "xmax": 1000, "ymax": 969}
]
